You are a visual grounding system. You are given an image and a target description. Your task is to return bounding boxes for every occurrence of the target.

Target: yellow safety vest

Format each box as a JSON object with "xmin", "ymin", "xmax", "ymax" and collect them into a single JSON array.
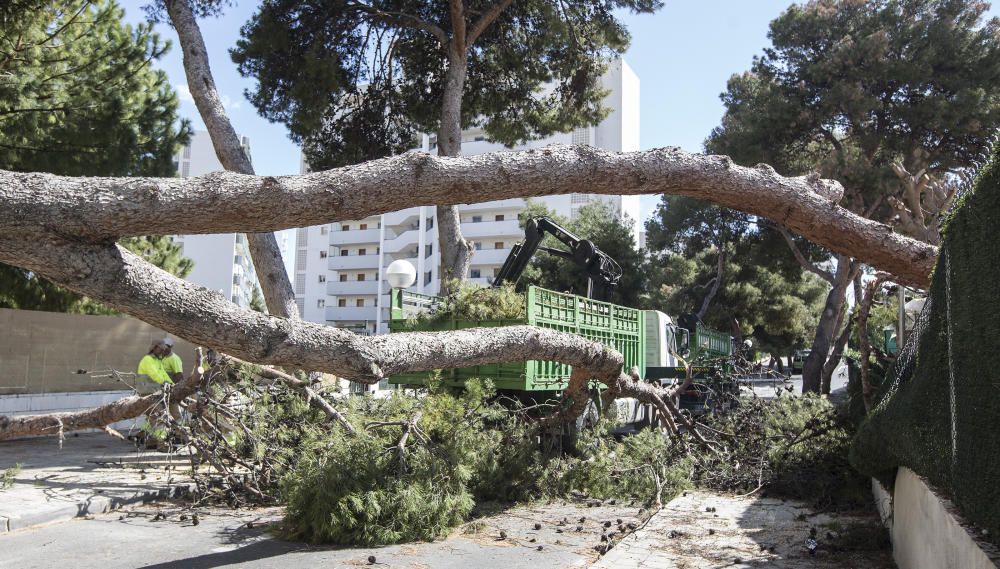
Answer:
[{"xmin": 137, "ymin": 354, "xmax": 172, "ymax": 385}]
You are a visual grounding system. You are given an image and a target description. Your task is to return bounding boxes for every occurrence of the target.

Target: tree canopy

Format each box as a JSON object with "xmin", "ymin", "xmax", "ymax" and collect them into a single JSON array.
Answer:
[
  {"xmin": 708, "ymin": 0, "xmax": 1000, "ymax": 241},
  {"xmin": 0, "ymin": 0, "xmax": 192, "ymax": 312},
  {"xmin": 232, "ymin": 0, "xmax": 660, "ymax": 169},
  {"xmin": 644, "ymin": 196, "xmax": 827, "ymax": 356}
]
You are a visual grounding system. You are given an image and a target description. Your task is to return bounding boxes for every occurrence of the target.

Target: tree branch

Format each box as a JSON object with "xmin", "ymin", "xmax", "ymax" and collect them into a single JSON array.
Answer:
[
  {"xmin": 346, "ymin": 1, "xmax": 449, "ymax": 48},
  {"xmin": 1, "ymin": 145, "xmax": 937, "ymax": 285},
  {"xmin": 466, "ymin": 0, "xmax": 514, "ymax": 47},
  {"xmin": 774, "ymin": 225, "xmax": 834, "ymax": 284},
  {"xmin": 165, "ymin": 0, "xmax": 298, "ymax": 319}
]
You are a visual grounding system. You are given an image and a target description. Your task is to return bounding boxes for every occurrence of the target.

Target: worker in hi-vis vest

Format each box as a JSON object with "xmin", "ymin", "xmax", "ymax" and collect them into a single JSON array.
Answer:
[{"xmin": 159, "ymin": 337, "xmax": 184, "ymax": 383}]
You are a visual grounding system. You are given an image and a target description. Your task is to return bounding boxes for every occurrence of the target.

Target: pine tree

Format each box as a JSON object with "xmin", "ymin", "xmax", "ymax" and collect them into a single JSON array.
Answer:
[{"xmin": 0, "ymin": 0, "xmax": 192, "ymax": 312}]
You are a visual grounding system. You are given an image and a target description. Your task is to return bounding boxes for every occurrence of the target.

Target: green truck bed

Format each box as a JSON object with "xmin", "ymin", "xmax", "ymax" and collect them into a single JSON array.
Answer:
[{"xmin": 388, "ymin": 286, "xmax": 646, "ymax": 392}]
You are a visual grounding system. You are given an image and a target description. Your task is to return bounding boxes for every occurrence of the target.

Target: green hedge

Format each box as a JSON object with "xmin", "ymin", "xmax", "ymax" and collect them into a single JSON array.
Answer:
[{"xmin": 851, "ymin": 144, "xmax": 1000, "ymax": 543}]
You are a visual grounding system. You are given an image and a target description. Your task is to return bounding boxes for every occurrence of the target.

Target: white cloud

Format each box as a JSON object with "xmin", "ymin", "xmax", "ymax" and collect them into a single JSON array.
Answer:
[
  {"xmin": 174, "ymin": 83, "xmax": 195, "ymax": 104},
  {"xmin": 174, "ymin": 83, "xmax": 242, "ymax": 111}
]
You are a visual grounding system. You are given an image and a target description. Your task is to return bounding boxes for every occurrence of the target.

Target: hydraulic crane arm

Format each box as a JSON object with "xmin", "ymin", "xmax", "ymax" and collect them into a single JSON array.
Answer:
[{"xmin": 492, "ymin": 216, "xmax": 623, "ymax": 301}]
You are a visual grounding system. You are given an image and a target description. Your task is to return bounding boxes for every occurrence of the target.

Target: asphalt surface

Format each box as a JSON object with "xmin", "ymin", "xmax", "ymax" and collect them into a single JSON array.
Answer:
[{"xmin": 0, "ymin": 500, "xmax": 643, "ymax": 569}]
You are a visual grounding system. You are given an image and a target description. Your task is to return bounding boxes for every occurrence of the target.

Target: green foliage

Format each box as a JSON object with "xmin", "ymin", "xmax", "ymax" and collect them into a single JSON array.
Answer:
[
  {"xmin": 0, "ymin": 0, "xmax": 191, "ymax": 177},
  {"xmin": 852, "ymin": 138, "xmax": 1000, "ymax": 544},
  {"xmin": 433, "ymin": 282, "xmax": 526, "ymax": 321},
  {"xmin": 280, "ymin": 380, "xmax": 544, "ymax": 544},
  {"xmin": 694, "ymin": 395, "xmax": 869, "ymax": 509},
  {"xmin": 515, "ymin": 200, "xmax": 647, "ymax": 307},
  {"xmin": 644, "ymin": 196, "xmax": 828, "ymax": 355},
  {"xmin": 542, "ymin": 428, "xmax": 692, "ymax": 502},
  {"xmin": 249, "ymin": 284, "xmax": 266, "ymax": 313},
  {"xmin": 0, "ymin": 0, "xmax": 192, "ymax": 313},
  {"xmin": 707, "ymin": 0, "xmax": 1000, "ymax": 223},
  {"xmin": 232, "ymin": 0, "xmax": 660, "ymax": 168},
  {"xmin": 0, "ymin": 463, "xmax": 21, "ymax": 491}
]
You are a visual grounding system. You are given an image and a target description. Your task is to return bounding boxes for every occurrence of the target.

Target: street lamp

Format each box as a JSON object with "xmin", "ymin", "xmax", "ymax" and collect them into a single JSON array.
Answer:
[{"xmin": 386, "ymin": 259, "xmax": 416, "ymax": 289}]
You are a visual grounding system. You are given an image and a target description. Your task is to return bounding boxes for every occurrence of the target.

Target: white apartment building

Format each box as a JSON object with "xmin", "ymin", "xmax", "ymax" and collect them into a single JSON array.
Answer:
[
  {"xmin": 294, "ymin": 58, "xmax": 641, "ymax": 336},
  {"xmin": 172, "ymin": 131, "xmax": 264, "ymax": 308}
]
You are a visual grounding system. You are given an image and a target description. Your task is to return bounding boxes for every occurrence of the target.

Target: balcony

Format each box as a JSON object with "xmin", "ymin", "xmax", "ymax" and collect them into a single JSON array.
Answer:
[
  {"xmin": 461, "ymin": 219, "xmax": 520, "ymax": 238},
  {"xmin": 330, "ymin": 228, "xmax": 380, "ymax": 246},
  {"xmin": 382, "ymin": 227, "xmax": 421, "ymax": 253},
  {"xmin": 328, "ymin": 254, "xmax": 380, "ymax": 270},
  {"xmin": 469, "ymin": 248, "xmax": 511, "ymax": 265},
  {"xmin": 383, "ymin": 209, "xmax": 420, "ymax": 227},
  {"xmin": 326, "ymin": 305, "xmax": 379, "ymax": 322},
  {"xmin": 327, "ymin": 280, "xmax": 379, "ymax": 296}
]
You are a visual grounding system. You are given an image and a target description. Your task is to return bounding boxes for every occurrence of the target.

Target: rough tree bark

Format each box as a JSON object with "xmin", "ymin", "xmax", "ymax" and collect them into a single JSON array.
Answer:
[
  {"xmin": 0, "ymin": 147, "xmax": 937, "ymax": 285},
  {"xmin": 0, "ymin": 147, "xmax": 940, "ymax": 438},
  {"xmin": 802, "ymin": 256, "xmax": 859, "ymax": 393},
  {"xmin": 436, "ymin": 37, "xmax": 473, "ymax": 294},
  {"xmin": 165, "ymin": 0, "xmax": 298, "ymax": 319},
  {"xmin": 695, "ymin": 246, "xmax": 726, "ymax": 321}
]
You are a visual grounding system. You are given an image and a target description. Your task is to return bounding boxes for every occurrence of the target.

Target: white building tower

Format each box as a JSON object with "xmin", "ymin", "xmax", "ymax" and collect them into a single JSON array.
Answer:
[
  {"xmin": 172, "ymin": 131, "xmax": 265, "ymax": 309},
  {"xmin": 294, "ymin": 58, "xmax": 642, "ymax": 335}
]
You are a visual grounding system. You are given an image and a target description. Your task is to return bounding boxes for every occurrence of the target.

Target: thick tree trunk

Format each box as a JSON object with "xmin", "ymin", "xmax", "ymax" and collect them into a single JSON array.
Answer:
[
  {"xmin": 696, "ymin": 246, "xmax": 726, "ymax": 321},
  {"xmin": 802, "ymin": 257, "xmax": 856, "ymax": 393},
  {"xmin": 821, "ymin": 305, "xmax": 853, "ymax": 394},
  {"xmin": 165, "ymin": 0, "xmax": 297, "ymax": 319},
  {"xmin": 436, "ymin": 47, "xmax": 472, "ymax": 295},
  {"xmin": 0, "ymin": 146, "xmax": 937, "ymax": 286}
]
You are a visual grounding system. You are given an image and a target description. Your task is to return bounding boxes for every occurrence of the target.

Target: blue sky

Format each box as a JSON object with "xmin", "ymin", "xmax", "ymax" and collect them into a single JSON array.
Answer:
[{"xmin": 123, "ymin": 1, "xmax": 998, "ymax": 224}]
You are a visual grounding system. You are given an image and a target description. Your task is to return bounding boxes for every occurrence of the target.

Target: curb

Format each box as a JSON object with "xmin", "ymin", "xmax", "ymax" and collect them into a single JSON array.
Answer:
[{"xmin": 0, "ymin": 482, "xmax": 193, "ymax": 533}]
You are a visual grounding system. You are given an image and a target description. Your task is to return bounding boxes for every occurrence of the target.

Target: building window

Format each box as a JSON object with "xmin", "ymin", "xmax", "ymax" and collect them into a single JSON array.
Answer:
[
  {"xmin": 495, "ymin": 214, "xmax": 504, "ymax": 221},
  {"xmin": 426, "ymin": 217, "xmax": 434, "ymax": 229},
  {"xmin": 359, "ymin": 248, "xmax": 366, "ymax": 256},
  {"xmin": 338, "ymin": 299, "xmax": 346, "ymax": 307},
  {"xmin": 474, "ymin": 241, "xmax": 482, "ymax": 250},
  {"xmin": 471, "ymin": 269, "xmax": 481, "ymax": 278},
  {"xmin": 339, "ymin": 274, "xmax": 348, "ymax": 282},
  {"xmin": 340, "ymin": 250, "xmax": 348, "ymax": 257},
  {"xmin": 360, "ymin": 223, "xmax": 368, "ymax": 230},
  {"xmin": 342, "ymin": 224, "xmax": 350, "ymax": 231},
  {"xmin": 494, "ymin": 241, "xmax": 504, "ymax": 249},
  {"xmin": 233, "ymin": 275, "xmax": 240, "ymax": 285},
  {"xmin": 356, "ymin": 299, "xmax": 365, "ymax": 307},
  {"xmin": 424, "ymin": 271, "xmax": 432, "ymax": 285},
  {"xmin": 357, "ymin": 273, "xmax": 366, "ymax": 281},
  {"xmin": 320, "ymin": 226, "xmax": 328, "ymax": 235},
  {"xmin": 376, "ymin": 246, "xmax": 380, "ymax": 254},
  {"xmin": 320, "ymin": 250, "xmax": 328, "ymax": 259},
  {"xmin": 317, "ymin": 299, "xmax": 325, "ymax": 308},
  {"xmin": 471, "ymin": 215, "xmax": 482, "ymax": 223},
  {"xmin": 425, "ymin": 244, "xmax": 433, "ymax": 257},
  {"xmin": 318, "ymin": 274, "xmax": 326, "ymax": 283}
]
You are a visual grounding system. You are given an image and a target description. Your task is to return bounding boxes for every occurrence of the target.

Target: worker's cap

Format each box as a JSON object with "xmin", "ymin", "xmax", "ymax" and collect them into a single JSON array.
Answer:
[{"xmin": 161, "ymin": 337, "xmax": 175, "ymax": 347}]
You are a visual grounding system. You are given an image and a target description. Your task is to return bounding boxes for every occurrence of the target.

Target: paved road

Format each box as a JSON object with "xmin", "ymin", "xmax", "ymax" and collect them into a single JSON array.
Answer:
[
  {"xmin": 0, "ymin": 499, "xmax": 645, "ymax": 569},
  {"xmin": 744, "ymin": 362, "xmax": 849, "ymax": 400}
]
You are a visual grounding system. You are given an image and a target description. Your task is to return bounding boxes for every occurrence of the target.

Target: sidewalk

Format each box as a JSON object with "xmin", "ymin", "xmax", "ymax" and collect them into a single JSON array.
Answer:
[
  {"xmin": 0, "ymin": 433, "xmax": 194, "ymax": 532},
  {"xmin": 592, "ymin": 490, "xmax": 893, "ymax": 568}
]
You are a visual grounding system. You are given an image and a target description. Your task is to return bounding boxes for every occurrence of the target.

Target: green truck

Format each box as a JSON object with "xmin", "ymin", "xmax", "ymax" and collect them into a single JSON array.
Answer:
[{"xmin": 388, "ymin": 286, "xmax": 736, "ymax": 406}]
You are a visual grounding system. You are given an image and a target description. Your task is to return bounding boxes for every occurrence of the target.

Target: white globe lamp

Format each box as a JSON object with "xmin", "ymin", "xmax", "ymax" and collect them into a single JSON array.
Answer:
[{"xmin": 386, "ymin": 259, "xmax": 417, "ymax": 289}]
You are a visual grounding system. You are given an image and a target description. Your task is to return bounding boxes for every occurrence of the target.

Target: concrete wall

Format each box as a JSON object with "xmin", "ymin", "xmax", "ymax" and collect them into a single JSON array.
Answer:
[
  {"xmin": 0, "ymin": 309, "xmax": 198, "ymax": 395},
  {"xmin": 878, "ymin": 468, "xmax": 999, "ymax": 569}
]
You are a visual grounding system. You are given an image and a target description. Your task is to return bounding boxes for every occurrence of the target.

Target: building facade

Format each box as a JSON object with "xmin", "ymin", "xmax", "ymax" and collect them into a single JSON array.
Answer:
[
  {"xmin": 172, "ymin": 131, "xmax": 264, "ymax": 308},
  {"xmin": 294, "ymin": 59, "xmax": 641, "ymax": 336}
]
